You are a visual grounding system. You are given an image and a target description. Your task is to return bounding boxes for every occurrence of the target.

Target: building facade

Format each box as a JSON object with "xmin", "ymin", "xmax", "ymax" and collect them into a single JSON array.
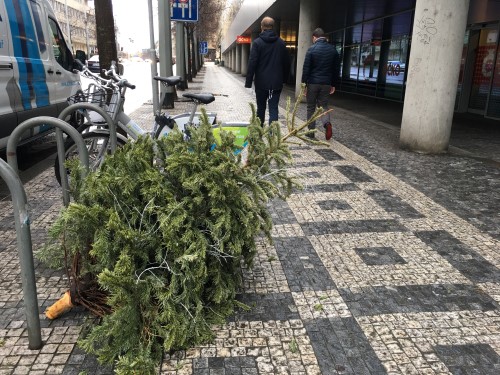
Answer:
[
  {"xmin": 48, "ymin": 0, "xmax": 97, "ymax": 56},
  {"xmin": 221, "ymin": 0, "xmax": 500, "ymax": 152}
]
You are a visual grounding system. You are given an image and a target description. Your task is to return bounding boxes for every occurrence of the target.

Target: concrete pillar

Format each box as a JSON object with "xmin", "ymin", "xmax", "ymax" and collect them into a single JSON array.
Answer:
[
  {"xmin": 400, "ymin": 0, "xmax": 470, "ymax": 153},
  {"xmin": 235, "ymin": 44, "xmax": 242, "ymax": 74},
  {"xmin": 232, "ymin": 48, "xmax": 237, "ymax": 71},
  {"xmin": 241, "ymin": 43, "xmax": 249, "ymax": 76},
  {"xmin": 295, "ymin": 0, "xmax": 321, "ymax": 99}
]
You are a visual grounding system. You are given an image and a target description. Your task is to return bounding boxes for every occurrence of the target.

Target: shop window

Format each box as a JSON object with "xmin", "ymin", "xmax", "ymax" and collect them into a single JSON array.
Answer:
[
  {"xmin": 385, "ymin": 36, "xmax": 408, "ymax": 85},
  {"xmin": 486, "ymin": 42, "xmax": 500, "ymax": 119}
]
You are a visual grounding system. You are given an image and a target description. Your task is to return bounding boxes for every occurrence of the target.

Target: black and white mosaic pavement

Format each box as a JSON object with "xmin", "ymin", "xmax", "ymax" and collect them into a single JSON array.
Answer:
[{"xmin": 1, "ymin": 64, "xmax": 499, "ymax": 375}]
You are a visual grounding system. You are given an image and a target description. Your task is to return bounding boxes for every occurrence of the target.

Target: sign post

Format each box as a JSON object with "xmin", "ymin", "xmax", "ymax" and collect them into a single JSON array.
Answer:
[
  {"xmin": 199, "ymin": 41, "xmax": 208, "ymax": 55},
  {"xmin": 170, "ymin": 0, "xmax": 198, "ymax": 22}
]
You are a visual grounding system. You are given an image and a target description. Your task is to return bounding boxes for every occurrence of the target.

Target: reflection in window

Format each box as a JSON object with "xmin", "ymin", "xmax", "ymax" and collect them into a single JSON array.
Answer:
[
  {"xmin": 48, "ymin": 17, "xmax": 73, "ymax": 71},
  {"xmin": 486, "ymin": 38, "xmax": 500, "ymax": 119},
  {"xmin": 330, "ymin": 8, "xmax": 414, "ymax": 100},
  {"xmin": 384, "ymin": 36, "xmax": 409, "ymax": 85}
]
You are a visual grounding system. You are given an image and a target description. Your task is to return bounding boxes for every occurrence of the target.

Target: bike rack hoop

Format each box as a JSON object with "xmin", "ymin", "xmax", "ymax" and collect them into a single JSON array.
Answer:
[
  {"xmin": 0, "ymin": 159, "xmax": 42, "ymax": 349},
  {"xmin": 6, "ymin": 116, "xmax": 89, "ymax": 206}
]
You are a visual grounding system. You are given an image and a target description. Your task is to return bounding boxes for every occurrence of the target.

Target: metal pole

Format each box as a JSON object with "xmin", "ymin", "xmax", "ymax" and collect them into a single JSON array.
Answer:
[
  {"xmin": 158, "ymin": 0, "xmax": 175, "ymax": 108},
  {"xmin": 85, "ymin": 10, "xmax": 90, "ymax": 58},
  {"xmin": 147, "ymin": 0, "xmax": 159, "ymax": 113},
  {"xmin": 0, "ymin": 161, "xmax": 42, "ymax": 350},
  {"xmin": 176, "ymin": 22, "xmax": 187, "ymax": 89}
]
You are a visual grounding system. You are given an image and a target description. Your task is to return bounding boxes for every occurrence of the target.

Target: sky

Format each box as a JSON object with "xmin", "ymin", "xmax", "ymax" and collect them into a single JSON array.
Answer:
[
  {"xmin": 113, "ymin": 0, "xmax": 158, "ymax": 51},
  {"xmin": 89, "ymin": 0, "xmax": 158, "ymax": 53},
  {"xmin": 91, "ymin": 0, "xmax": 233, "ymax": 53}
]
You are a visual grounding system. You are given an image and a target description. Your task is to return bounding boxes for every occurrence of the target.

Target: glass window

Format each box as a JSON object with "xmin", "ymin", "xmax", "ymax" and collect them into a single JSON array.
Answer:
[
  {"xmin": 469, "ymin": 28, "xmax": 497, "ymax": 111},
  {"xmin": 359, "ymin": 42, "xmax": 379, "ymax": 82},
  {"xmin": 486, "ymin": 42, "xmax": 500, "ymax": 118},
  {"xmin": 48, "ymin": 17, "xmax": 73, "ymax": 71},
  {"xmin": 385, "ymin": 35, "xmax": 408, "ymax": 85},
  {"xmin": 28, "ymin": 1, "xmax": 48, "ymax": 57},
  {"xmin": 348, "ymin": 44, "xmax": 361, "ymax": 80},
  {"xmin": 390, "ymin": 11, "xmax": 413, "ymax": 37},
  {"xmin": 455, "ymin": 30, "xmax": 469, "ymax": 111},
  {"xmin": 362, "ymin": 19, "xmax": 383, "ymax": 43}
]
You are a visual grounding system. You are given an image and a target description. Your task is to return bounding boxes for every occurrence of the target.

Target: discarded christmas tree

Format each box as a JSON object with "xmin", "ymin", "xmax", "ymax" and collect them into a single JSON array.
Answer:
[{"xmin": 38, "ymin": 89, "xmax": 328, "ymax": 374}]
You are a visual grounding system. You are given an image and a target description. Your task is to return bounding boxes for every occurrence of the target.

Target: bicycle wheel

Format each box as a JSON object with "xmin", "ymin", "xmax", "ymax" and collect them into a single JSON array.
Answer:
[
  {"xmin": 153, "ymin": 116, "xmax": 177, "ymax": 139},
  {"xmin": 54, "ymin": 131, "xmax": 126, "ymax": 185}
]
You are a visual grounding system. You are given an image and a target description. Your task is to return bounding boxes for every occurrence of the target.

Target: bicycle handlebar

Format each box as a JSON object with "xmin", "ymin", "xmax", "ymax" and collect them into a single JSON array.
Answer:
[
  {"xmin": 105, "ymin": 61, "xmax": 136, "ymax": 90},
  {"xmin": 73, "ymin": 60, "xmax": 117, "ymax": 92}
]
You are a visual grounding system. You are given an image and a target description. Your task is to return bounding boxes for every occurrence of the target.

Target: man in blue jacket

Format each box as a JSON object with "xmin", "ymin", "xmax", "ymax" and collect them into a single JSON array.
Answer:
[
  {"xmin": 245, "ymin": 17, "xmax": 290, "ymax": 126},
  {"xmin": 302, "ymin": 28, "xmax": 341, "ymax": 140}
]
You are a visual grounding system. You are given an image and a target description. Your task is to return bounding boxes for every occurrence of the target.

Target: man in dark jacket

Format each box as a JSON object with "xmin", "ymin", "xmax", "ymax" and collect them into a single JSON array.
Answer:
[
  {"xmin": 245, "ymin": 17, "xmax": 290, "ymax": 125},
  {"xmin": 301, "ymin": 28, "xmax": 340, "ymax": 140}
]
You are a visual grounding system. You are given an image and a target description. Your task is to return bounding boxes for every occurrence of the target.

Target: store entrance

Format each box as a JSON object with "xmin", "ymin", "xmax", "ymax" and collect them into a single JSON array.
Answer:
[{"xmin": 467, "ymin": 27, "xmax": 498, "ymax": 115}]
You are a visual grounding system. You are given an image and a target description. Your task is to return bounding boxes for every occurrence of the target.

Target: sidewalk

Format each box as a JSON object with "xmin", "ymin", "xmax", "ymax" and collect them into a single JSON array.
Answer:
[{"xmin": 0, "ymin": 62, "xmax": 499, "ymax": 374}]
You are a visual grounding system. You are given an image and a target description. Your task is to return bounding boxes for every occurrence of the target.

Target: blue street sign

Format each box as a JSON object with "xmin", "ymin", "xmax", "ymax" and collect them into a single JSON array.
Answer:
[
  {"xmin": 170, "ymin": 0, "xmax": 198, "ymax": 22},
  {"xmin": 199, "ymin": 41, "xmax": 208, "ymax": 55}
]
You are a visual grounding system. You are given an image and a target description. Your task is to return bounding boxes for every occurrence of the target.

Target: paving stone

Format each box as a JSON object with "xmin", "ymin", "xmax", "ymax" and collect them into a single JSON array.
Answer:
[
  {"xmin": 366, "ymin": 189, "xmax": 425, "ymax": 219},
  {"xmin": 335, "ymin": 165, "xmax": 376, "ymax": 183},
  {"xmin": 300, "ymin": 219, "xmax": 407, "ymax": 235},
  {"xmin": 233, "ymin": 293, "xmax": 300, "ymax": 322},
  {"xmin": 304, "ymin": 317, "xmax": 386, "ymax": 375},
  {"xmin": 272, "ymin": 237, "xmax": 337, "ymax": 292},
  {"xmin": 267, "ymin": 198, "xmax": 298, "ymax": 225},
  {"xmin": 415, "ymin": 230, "xmax": 500, "ymax": 283},
  {"xmin": 340, "ymin": 284, "xmax": 498, "ymax": 315},
  {"xmin": 1, "ymin": 63, "xmax": 499, "ymax": 375},
  {"xmin": 354, "ymin": 246, "xmax": 407, "ymax": 265},
  {"xmin": 314, "ymin": 149, "xmax": 344, "ymax": 161}
]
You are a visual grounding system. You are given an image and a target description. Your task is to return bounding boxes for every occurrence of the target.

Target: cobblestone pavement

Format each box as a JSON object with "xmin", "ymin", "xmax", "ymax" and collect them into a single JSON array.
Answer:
[{"xmin": 1, "ymin": 63, "xmax": 499, "ymax": 374}]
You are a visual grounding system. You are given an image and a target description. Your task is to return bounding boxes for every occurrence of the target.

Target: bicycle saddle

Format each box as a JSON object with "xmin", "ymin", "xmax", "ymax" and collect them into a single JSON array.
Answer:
[
  {"xmin": 182, "ymin": 93, "xmax": 215, "ymax": 105},
  {"xmin": 154, "ymin": 75, "xmax": 182, "ymax": 86}
]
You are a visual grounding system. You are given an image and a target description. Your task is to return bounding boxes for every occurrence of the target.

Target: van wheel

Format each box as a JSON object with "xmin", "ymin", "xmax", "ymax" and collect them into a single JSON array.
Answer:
[{"xmin": 54, "ymin": 132, "xmax": 126, "ymax": 185}]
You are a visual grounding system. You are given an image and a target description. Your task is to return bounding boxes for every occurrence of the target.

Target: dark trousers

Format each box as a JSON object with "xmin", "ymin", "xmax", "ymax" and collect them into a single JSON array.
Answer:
[
  {"xmin": 306, "ymin": 84, "xmax": 331, "ymax": 129},
  {"xmin": 255, "ymin": 88, "xmax": 282, "ymax": 125}
]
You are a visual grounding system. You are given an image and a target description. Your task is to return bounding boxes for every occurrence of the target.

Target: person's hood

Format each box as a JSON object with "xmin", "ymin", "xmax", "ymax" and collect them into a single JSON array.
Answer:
[{"xmin": 259, "ymin": 29, "xmax": 279, "ymax": 43}]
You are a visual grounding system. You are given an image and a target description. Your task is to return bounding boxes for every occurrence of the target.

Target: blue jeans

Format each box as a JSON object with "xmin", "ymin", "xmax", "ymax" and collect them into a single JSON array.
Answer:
[{"xmin": 255, "ymin": 88, "xmax": 282, "ymax": 125}]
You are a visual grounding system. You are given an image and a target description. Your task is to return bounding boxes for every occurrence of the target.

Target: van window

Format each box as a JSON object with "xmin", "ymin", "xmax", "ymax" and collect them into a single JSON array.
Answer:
[
  {"xmin": 48, "ymin": 17, "xmax": 73, "ymax": 70},
  {"xmin": 29, "ymin": 0, "xmax": 48, "ymax": 57}
]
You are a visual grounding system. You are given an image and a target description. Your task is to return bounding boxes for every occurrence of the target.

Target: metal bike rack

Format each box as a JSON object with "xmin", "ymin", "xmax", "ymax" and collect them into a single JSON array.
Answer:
[
  {"xmin": 58, "ymin": 103, "xmax": 115, "ymax": 204},
  {"xmin": 7, "ymin": 117, "xmax": 89, "ymax": 207},
  {"xmin": 58, "ymin": 102, "xmax": 117, "ymax": 152},
  {"xmin": 0, "ymin": 159, "xmax": 42, "ymax": 349},
  {"xmin": 3, "ymin": 117, "xmax": 89, "ymax": 349}
]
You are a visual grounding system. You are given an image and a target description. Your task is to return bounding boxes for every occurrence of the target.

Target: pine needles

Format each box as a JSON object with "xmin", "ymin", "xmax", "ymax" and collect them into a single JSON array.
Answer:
[{"xmin": 38, "ymin": 107, "xmax": 302, "ymax": 374}]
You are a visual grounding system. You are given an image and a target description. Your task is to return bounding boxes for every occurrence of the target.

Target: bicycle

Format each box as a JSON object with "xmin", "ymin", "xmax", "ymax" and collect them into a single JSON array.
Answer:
[{"xmin": 55, "ymin": 60, "xmax": 227, "ymax": 184}]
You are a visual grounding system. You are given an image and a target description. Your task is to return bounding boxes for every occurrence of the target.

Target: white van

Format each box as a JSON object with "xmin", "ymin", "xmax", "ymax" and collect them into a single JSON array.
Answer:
[{"xmin": 0, "ymin": 0, "xmax": 82, "ymax": 150}]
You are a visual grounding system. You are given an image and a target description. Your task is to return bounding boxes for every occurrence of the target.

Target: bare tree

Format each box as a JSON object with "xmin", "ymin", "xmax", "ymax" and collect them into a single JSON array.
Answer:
[
  {"xmin": 196, "ymin": 0, "xmax": 226, "ymax": 45},
  {"xmin": 179, "ymin": 0, "xmax": 226, "ymax": 77}
]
